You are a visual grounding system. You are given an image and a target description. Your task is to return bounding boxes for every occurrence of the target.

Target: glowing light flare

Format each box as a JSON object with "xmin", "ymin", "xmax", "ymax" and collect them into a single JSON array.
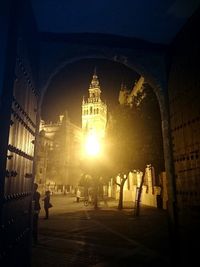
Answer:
[{"xmin": 85, "ymin": 134, "xmax": 101, "ymax": 156}]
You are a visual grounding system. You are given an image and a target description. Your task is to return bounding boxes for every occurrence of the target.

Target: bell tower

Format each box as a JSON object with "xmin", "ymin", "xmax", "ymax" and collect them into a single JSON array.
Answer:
[{"xmin": 82, "ymin": 70, "xmax": 107, "ymax": 139}]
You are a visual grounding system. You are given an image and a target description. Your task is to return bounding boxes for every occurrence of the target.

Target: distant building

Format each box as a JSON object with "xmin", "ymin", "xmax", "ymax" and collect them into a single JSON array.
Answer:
[
  {"xmin": 35, "ymin": 113, "xmax": 83, "ymax": 194},
  {"xmin": 82, "ymin": 70, "xmax": 107, "ymax": 139},
  {"xmin": 35, "ymin": 70, "xmax": 108, "ymax": 193},
  {"xmin": 118, "ymin": 76, "xmax": 145, "ymax": 107}
]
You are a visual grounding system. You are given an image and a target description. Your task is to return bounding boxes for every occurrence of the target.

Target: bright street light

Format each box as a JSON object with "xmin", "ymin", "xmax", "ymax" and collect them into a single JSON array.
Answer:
[{"xmin": 84, "ymin": 133, "xmax": 101, "ymax": 156}]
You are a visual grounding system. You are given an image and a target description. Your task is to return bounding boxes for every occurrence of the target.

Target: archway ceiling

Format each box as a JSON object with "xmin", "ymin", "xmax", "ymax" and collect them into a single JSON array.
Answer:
[{"xmin": 31, "ymin": 0, "xmax": 200, "ymax": 44}]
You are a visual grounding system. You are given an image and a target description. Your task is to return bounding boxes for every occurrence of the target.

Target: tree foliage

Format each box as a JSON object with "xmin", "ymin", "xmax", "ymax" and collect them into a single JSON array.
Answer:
[
  {"xmin": 105, "ymin": 84, "xmax": 165, "ymax": 211},
  {"xmin": 107, "ymin": 84, "xmax": 164, "ymax": 176},
  {"xmin": 106, "ymin": 104, "xmax": 142, "ymax": 175},
  {"xmin": 134, "ymin": 84, "xmax": 165, "ymax": 176}
]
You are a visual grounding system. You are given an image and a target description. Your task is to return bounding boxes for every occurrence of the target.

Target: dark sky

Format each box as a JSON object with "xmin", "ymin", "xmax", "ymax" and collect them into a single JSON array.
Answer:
[
  {"xmin": 42, "ymin": 59, "xmax": 139, "ymax": 126},
  {"xmin": 1, "ymin": 1, "xmax": 200, "ymax": 98},
  {"xmin": 31, "ymin": 0, "xmax": 200, "ymax": 44},
  {"xmin": 36, "ymin": 0, "xmax": 200, "ymax": 126}
]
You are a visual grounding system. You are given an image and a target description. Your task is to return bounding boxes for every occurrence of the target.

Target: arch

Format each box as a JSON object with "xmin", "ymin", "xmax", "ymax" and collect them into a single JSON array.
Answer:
[
  {"xmin": 39, "ymin": 54, "xmax": 167, "ymax": 118},
  {"xmin": 37, "ymin": 36, "xmax": 176, "ymax": 226},
  {"xmin": 38, "ymin": 33, "xmax": 168, "ymax": 114},
  {"xmin": 39, "ymin": 51, "xmax": 169, "ymax": 147}
]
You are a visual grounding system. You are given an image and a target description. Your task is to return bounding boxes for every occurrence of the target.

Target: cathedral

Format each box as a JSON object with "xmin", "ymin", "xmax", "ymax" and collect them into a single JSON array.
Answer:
[
  {"xmin": 35, "ymin": 70, "xmax": 107, "ymax": 193},
  {"xmin": 82, "ymin": 70, "xmax": 107, "ymax": 139}
]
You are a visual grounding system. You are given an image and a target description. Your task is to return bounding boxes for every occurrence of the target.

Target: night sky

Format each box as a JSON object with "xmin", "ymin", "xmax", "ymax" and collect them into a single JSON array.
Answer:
[
  {"xmin": 42, "ymin": 59, "xmax": 139, "ymax": 127},
  {"xmin": 32, "ymin": 0, "xmax": 200, "ymax": 44},
  {"xmin": 34, "ymin": 0, "xmax": 200, "ymax": 126}
]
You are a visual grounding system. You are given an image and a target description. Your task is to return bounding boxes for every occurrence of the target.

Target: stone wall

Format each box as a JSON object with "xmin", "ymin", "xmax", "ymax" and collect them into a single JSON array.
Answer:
[
  {"xmin": 168, "ymin": 8, "xmax": 200, "ymax": 212},
  {"xmin": 108, "ymin": 167, "xmax": 167, "ymax": 209},
  {"xmin": 168, "ymin": 9, "xmax": 200, "ymax": 265}
]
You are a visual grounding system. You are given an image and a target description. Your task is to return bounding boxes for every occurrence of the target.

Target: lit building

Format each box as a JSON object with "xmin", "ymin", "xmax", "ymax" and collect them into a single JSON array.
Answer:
[
  {"xmin": 36, "ymin": 71, "xmax": 108, "ymax": 193},
  {"xmin": 82, "ymin": 70, "xmax": 107, "ymax": 139},
  {"xmin": 118, "ymin": 76, "xmax": 145, "ymax": 107},
  {"xmin": 35, "ymin": 113, "xmax": 83, "ymax": 194}
]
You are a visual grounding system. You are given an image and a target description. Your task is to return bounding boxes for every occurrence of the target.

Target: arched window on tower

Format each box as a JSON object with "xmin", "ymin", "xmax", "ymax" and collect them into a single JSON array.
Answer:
[
  {"xmin": 96, "ymin": 108, "xmax": 99, "ymax": 114},
  {"xmin": 90, "ymin": 107, "xmax": 93, "ymax": 114}
]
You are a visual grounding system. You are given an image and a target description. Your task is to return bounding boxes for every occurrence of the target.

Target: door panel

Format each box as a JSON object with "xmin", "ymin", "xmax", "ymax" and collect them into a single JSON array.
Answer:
[{"xmin": 1, "ymin": 57, "xmax": 37, "ymax": 266}]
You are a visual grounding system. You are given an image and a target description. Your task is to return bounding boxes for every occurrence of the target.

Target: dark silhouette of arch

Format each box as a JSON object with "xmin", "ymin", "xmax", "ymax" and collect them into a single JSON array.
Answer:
[{"xmin": 37, "ymin": 33, "xmax": 176, "ymax": 232}]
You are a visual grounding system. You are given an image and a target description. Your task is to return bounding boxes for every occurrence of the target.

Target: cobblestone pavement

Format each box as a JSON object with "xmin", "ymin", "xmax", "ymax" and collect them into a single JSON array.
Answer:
[{"xmin": 31, "ymin": 195, "xmax": 171, "ymax": 267}]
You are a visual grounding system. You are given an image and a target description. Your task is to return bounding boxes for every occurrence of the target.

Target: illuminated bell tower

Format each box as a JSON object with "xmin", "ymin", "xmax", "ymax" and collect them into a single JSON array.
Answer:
[{"xmin": 82, "ymin": 70, "xmax": 107, "ymax": 139}]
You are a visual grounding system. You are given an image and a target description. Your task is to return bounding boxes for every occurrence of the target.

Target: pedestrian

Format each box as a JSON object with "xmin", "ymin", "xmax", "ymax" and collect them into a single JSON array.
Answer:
[
  {"xmin": 43, "ymin": 190, "xmax": 52, "ymax": 219},
  {"xmin": 76, "ymin": 188, "xmax": 81, "ymax": 203},
  {"xmin": 32, "ymin": 183, "xmax": 41, "ymax": 244},
  {"xmin": 103, "ymin": 195, "xmax": 108, "ymax": 207}
]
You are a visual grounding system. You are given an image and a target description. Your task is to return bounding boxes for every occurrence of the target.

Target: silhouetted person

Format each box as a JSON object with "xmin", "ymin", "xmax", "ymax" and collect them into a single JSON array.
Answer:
[
  {"xmin": 76, "ymin": 188, "xmax": 81, "ymax": 202},
  {"xmin": 32, "ymin": 183, "xmax": 41, "ymax": 244},
  {"xmin": 43, "ymin": 191, "xmax": 52, "ymax": 219}
]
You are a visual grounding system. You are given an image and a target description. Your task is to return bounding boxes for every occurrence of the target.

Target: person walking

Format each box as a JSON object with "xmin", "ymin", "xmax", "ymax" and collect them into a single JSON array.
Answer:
[
  {"xmin": 76, "ymin": 188, "xmax": 81, "ymax": 203},
  {"xmin": 32, "ymin": 183, "xmax": 41, "ymax": 244},
  {"xmin": 43, "ymin": 190, "xmax": 52, "ymax": 219}
]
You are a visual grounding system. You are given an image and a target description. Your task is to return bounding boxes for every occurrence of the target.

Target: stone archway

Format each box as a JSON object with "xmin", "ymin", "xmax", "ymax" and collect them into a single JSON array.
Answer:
[{"xmin": 37, "ymin": 35, "xmax": 177, "ymax": 229}]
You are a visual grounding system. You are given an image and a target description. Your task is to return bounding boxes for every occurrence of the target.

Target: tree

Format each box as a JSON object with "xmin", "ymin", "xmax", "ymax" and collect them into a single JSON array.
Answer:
[
  {"xmin": 106, "ymin": 84, "xmax": 165, "ymax": 213},
  {"xmin": 134, "ymin": 85, "xmax": 165, "ymax": 215},
  {"xmin": 115, "ymin": 174, "xmax": 128, "ymax": 210},
  {"xmin": 106, "ymin": 104, "xmax": 142, "ymax": 210},
  {"xmin": 80, "ymin": 157, "xmax": 105, "ymax": 209},
  {"xmin": 79, "ymin": 173, "xmax": 92, "ymax": 196},
  {"xmin": 134, "ymin": 84, "xmax": 165, "ymax": 176}
]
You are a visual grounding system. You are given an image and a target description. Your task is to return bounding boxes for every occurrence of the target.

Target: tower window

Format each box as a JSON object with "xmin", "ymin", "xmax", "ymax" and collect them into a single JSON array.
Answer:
[{"xmin": 90, "ymin": 107, "xmax": 92, "ymax": 114}]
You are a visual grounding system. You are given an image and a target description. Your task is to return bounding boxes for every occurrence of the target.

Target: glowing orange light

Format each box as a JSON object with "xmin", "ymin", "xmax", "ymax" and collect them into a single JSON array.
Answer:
[{"xmin": 85, "ymin": 134, "xmax": 100, "ymax": 156}]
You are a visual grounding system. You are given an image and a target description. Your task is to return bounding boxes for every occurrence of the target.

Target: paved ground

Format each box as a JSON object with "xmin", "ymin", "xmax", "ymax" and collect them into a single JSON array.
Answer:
[{"xmin": 31, "ymin": 194, "xmax": 171, "ymax": 267}]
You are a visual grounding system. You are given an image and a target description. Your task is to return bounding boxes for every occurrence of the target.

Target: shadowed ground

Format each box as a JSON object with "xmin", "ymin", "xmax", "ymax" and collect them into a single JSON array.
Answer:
[{"xmin": 32, "ymin": 194, "xmax": 171, "ymax": 267}]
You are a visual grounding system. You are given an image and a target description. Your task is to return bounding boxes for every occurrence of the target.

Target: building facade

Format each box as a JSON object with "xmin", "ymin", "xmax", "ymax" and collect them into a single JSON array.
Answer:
[
  {"xmin": 36, "ymin": 71, "xmax": 108, "ymax": 194},
  {"xmin": 107, "ymin": 166, "xmax": 167, "ymax": 209},
  {"xmin": 35, "ymin": 114, "xmax": 83, "ymax": 194},
  {"xmin": 82, "ymin": 71, "xmax": 107, "ymax": 139}
]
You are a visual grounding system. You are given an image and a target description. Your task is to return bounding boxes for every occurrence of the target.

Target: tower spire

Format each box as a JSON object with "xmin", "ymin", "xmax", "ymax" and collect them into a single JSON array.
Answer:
[
  {"xmin": 82, "ymin": 70, "xmax": 107, "ymax": 138},
  {"xmin": 89, "ymin": 68, "xmax": 101, "ymax": 99}
]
